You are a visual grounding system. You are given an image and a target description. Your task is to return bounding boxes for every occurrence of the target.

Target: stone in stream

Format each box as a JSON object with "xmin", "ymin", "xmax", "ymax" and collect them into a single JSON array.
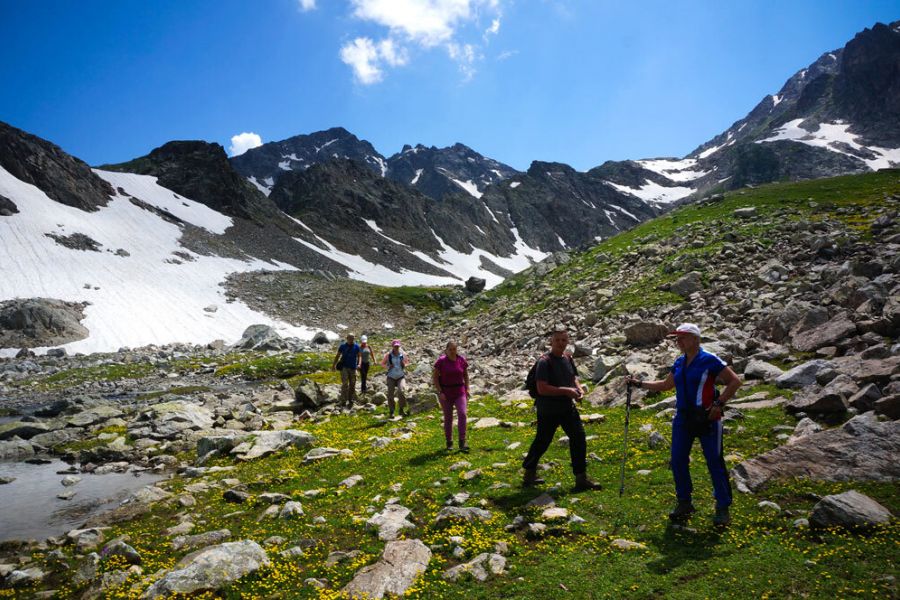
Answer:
[
  {"xmin": 142, "ymin": 540, "xmax": 269, "ymax": 598},
  {"xmin": 342, "ymin": 539, "xmax": 431, "ymax": 599}
]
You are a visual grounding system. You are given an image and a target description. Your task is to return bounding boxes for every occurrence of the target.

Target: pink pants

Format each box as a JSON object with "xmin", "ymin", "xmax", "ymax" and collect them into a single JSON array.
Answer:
[{"xmin": 439, "ymin": 392, "xmax": 467, "ymax": 445}]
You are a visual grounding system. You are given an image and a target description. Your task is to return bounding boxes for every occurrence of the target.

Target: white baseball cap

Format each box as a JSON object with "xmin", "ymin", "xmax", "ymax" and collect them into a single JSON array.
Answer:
[
  {"xmin": 668, "ymin": 323, "xmax": 701, "ymax": 338},
  {"xmin": 361, "ymin": 335, "xmax": 368, "ymax": 342}
]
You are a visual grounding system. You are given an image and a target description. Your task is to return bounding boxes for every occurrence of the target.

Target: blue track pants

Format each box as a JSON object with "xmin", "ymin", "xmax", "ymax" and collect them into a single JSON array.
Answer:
[{"xmin": 670, "ymin": 413, "xmax": 732, "ymax": 508}]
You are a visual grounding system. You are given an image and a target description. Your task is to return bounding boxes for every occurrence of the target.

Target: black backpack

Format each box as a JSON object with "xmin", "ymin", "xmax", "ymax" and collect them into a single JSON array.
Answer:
[{"xmin": 525, "ymin": 353, "xmax": 577, "ymax": 398}]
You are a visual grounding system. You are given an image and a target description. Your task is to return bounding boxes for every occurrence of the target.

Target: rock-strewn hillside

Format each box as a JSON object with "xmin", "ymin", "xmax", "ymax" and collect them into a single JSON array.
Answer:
[{"xmin": 422, "ymin": 171, "xmax": 900, "ymax": 419}]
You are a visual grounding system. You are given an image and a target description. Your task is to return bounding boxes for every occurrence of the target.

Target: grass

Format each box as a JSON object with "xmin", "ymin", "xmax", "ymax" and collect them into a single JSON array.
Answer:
[
  {"xmin": 19, "ymin": 390, "xmax": 897, "ymax": 600},
  {"xmin": 374, "ymin": 286, "xmax": 459, "ymax": 313}
]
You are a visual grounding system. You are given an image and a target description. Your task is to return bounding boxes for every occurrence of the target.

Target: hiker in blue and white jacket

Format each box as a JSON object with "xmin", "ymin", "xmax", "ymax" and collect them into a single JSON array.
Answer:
[{"xmin": 627, "ymin": 323, "xmax": 742, "ymax": 526}]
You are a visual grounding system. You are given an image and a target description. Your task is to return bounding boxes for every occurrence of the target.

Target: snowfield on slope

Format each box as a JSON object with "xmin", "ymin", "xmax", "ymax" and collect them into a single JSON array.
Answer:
[
  {"xmin": 0, "ymin": 167, "xmax": 317, "ymax": 355},
  {"xmin": 758, "ymin": 119, "xmax": 900, "ymax": 170}
]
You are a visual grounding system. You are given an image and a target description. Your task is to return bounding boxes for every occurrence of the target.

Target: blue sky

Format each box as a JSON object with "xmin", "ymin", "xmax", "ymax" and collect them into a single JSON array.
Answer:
[{"xmin": 1, "ymin": 1, "xmax": 897, "ymax": 171}]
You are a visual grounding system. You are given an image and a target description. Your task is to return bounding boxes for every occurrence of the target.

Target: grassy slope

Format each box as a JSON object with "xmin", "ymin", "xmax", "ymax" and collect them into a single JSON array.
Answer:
[
  {"xmin": 8, "ymin": 172, "xmax": 900, "ymax": 599},
  {"xmin": 19, "ymin": 395, "xmax": 897, "ymax": 600}
]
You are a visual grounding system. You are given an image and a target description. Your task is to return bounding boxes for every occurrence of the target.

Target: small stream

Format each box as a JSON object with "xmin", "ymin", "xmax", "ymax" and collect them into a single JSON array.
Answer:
[{"xmin": 0, "ymin": 459, "xmax": 166, "ymax": 542}]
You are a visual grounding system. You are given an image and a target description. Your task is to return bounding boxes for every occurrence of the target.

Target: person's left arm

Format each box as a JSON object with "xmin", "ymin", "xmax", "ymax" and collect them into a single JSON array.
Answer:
[
  {"xmin": 463, "ymin": 359, "xmax": 470, "ymax": 398},
  {"xmin": 709, "ymin": 366, "xmax": 742, "ymax": 420}
]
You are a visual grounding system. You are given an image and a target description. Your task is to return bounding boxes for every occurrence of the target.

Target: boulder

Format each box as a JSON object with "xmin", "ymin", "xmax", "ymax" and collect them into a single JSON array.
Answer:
[
  {"xmin": 172, "ymin": 529, "xmax": 232, "ymax": 551},
  {"xmin": 670, "ymin": 271, "xmax": 704, "ymax": 297},
  {"xmin": 787, "ymin": 417, "xmax": 823, "ymax": 444},
  {"xmin": 810, "ymin": 490, "xmax": 892, "ymax": 530},
  {"xmin": 232, "ymin": 430, "xmax": 315, "ymax": 461},
  {"xmin": 465, "ymin": 277, "xmax": 486, "ymax": 293},
  {"xmin": 0, "ymin": 420, "xmax": 50, "ymax": 441},
  {"xmin": 848, "ymin": 383, "xmax": 882, "ymax": 412},
  {"xmin": 342, "ymin": 539, "xmax": 431, "ymax": 599},
  {"xmin": 231, "ymin": 324, "xmax": 287, "ymax": 351},
  {"xmin": 775, "ymin": 360, "xmax": 832, "ymax": 389},
  {"xmin": 790, "ymin": 312, "xmax": 857, "ymax": 352},
  {"xmin": 731, "ymin": 413, "xmax": 900, "ymax": 492},
  {"xmin": 443, "ymin": 553, "xmax": 506, "ymax": 582},
  {"xmin": 785, "ymin": 375, "xmax": 856, "ymax": 414},
  {"xmin": 434, "ymin": 506, "xmax": 492, "ymax": 523},
  {"xmin": 366, "ymin": 505, "xmax": 416, "ymax": 541},
  {"xmin": 0, "ymin": 438, "xmax": 35, "ymax": 460},
  {"xmin": 142, "ymin": 541, "xmax": 269, "ymax": 598},
  {"xmin": 743, "ymin": 360, "xmax": 784, "ymax": 382},
  {"xmin": 624, "ymin": 322, "xmax": 669, "ymax": 347},
  {"xmin": 874, "ymin": 394, "xmax": 900, "ymax": 419}
]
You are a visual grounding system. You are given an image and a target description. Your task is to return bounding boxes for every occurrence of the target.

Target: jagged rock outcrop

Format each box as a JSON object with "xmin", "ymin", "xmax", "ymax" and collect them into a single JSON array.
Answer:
[{"xmin": 0, "ymin": 120, "xmax": 113, "ymax": 211}]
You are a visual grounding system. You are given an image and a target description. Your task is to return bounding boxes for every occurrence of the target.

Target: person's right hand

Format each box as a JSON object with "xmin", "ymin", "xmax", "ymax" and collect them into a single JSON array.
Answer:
[{"xmin": 625, "ymin": 376, "xmax": 640, "ymax": 387}]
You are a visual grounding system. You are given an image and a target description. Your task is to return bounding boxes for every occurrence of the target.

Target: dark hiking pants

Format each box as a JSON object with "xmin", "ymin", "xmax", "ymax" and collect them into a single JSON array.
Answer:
[{"xmin": 522, "ymin": 401, "xmax": 587, "ymax": 475}]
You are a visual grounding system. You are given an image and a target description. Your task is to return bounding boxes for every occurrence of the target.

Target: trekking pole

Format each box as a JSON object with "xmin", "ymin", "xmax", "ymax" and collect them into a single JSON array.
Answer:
[{"xmin": 619, "ymin": 374, "xmax": 635, "ymax": 497}]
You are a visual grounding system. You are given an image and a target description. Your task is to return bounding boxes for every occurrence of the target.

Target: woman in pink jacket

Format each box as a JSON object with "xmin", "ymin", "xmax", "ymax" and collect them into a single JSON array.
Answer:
[{"xmin": 432, "ymin": 340, "xmax": 470, "ymax": 452}]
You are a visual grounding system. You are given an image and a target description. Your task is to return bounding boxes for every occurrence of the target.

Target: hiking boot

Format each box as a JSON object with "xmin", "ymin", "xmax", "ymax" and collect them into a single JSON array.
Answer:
[
  {"xmin": 460, "ymin": 444, "xmax": 470, "ymax": 453},
  {"xmin": 522, "ymin": 469, "xmax": 545, "ymax": 487},
  {"xmin": 713, "ymin": 505, "xmax": 731, "ymax": 526},
  {"xmin": 668, "ymin": 501, "xmax": 696, "ymax": 521},
  {"xmin": 573, "ymin": 473, "xmax": 602, "ymax": 491}
]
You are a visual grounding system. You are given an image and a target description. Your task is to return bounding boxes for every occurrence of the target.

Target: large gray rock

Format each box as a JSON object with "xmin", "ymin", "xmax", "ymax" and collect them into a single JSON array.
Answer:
[
  {"xmin": 0, "ymin": 420, "xmax": 50, "ymax": 441},
  {"xmin": 434, "ymin": 506, "xmax": 493, "ymax": 523},
  {"xmin": 294, "ymin": 380, "xmax": 328, "ymax": 410},
  {"xmin": 231, "ymin": 430, "xmax": 315, "ymax": 461},
  {"xmin": 624, "ymin": 321, "xmax": 669, "ymax": 347},
  {"xmin": 443, "ymin": 553, "xmax": 506, "ymax": 582},
  {"xmin": 848, "ymin": 383, "xmax": 882, "ymax": 412},
  {"xmin": 465, "ymin": 277, "xmax": 486, "ymax": 293},
  {"xmin": 0, "ymin": 438, "xmax": 35, "ymax": 460},
  {"xmin": 670, "ymin": 272, "xmax": 704, "ymax": 297},
  {"xmin": 775, "ymin": 360, "xmax": 832, "ymax": 389},
  {"xmin": 172, "ymin": 529, "xmax": 232, "ymax": 551},
  {"xmin": 743, "ymin": 359, "xmax": 784, "ymax": 382},
  {"xmin": 732, "ymin": 413, "xmax": 900, "ymax": 492},
  {"xmin": 785, "ymin": 375, "xmax": 856, "ymax": 414},
  {"xmin": 810, "ymin": 490, "xmax": 893, "ymax": 530},
  {"xmin": 790, "ymin": 312, "xmax": 857, "ymax": 352},
  {"xmin": 145, "ymin": 401, "xmax": 214, "ymax": 431},
  {"xmin": 366, "ymin": 504, "xmax": 416, "ymax": 541},
  {"xmin": 231, "ymin": 324, "xmax": 287, "ymax": 351},
  {"xmin": 342, "ymin": 539, "xmax": 431, "ymax": 599},
  {"xmin": 142, "ymin": 541, "xmax": 269, "ymax": 598},
  {"xmin": 0, "ymin": 297, "xmax": 89, "ymax": 349}
]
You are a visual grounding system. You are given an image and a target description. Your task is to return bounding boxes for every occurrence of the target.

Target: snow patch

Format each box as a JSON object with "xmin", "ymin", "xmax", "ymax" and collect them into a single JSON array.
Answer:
[
  {"xmin": 363, "ymin": 219, "xmax": 410, "ymax": 248},
  {"xmin": 635, "ymin": 159, "xmax": 709, "ymax": 183},
  {"xmin": 770, "ymin": 94, "xmax": 783, "ymax": 108},
  {"xmin": 411, "ymin": 168, "xmax": 423, "ymax": 185},
  {"xmin": 278, "ymin": 160, "xmax": 293, "ymax": 171},
  {"xmin": 370, "ymin": 155, "xmax": 388, "ymax": 177},
  {"xmin": 0, "ymin": 166, "xmax": 314, "ymax": 354},
  {"xmin": 758, "ymin": 118, "xmax": 900, "ymax": 170},
  {"xmin": 94, "ymin": 170, "xmax": 233, "ymax": 235},
  {"xmin": 509, "ymin": 181, "xmax": 521, "ymax": 188},
  {"xmin": 606, "ymin": 179, "xmax": 694, "ymax": 205},
  {"xmin": 450, "ymin": 178, "xmax": 483, "ymax": 198},
  {"xmin": 246, "ymin": 176, "xmax": 272, "ymax": 197},
  {"xmin": 610, "ymin": 204, "xmax": 639, "ymax": 221}
]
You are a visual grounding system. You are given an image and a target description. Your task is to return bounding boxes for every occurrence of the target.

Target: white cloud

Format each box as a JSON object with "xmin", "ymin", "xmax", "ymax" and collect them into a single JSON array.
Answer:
[
  {"xmin": 496, "ymin": 49, "xmax": 518, "ymax": 61},
  {"xmin": 298, "ymin": 0, "xmax": 316, "ymax": 11},
  {"xmin": 228, "ymin": 132, "xmax": 263, "ymax": 157},
  {"xmin": 342, "ymin": 0, "xmax": 502, "ymax": 83},
  {"xmin": 378, "ymin": 38, "xmax": 409, "ymax": 66}
]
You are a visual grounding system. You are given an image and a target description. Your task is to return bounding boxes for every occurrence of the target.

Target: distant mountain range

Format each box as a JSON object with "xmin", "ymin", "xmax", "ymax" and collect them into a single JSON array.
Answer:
[{"xmin": 1, "ymin": 19, "xmax": 898, "ymax": 352}]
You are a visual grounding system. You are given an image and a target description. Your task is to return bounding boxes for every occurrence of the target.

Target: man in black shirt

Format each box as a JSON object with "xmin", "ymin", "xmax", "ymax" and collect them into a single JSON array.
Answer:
[{"xmin": 522, "ymin": 329, "xmax": 602, "ymax": 491}]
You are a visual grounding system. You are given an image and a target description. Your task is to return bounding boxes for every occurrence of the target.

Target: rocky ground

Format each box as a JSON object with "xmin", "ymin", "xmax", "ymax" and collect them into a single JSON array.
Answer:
[{"xmin": 0, "ymin": 172, "xmax": 897, "ymax": 598}]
